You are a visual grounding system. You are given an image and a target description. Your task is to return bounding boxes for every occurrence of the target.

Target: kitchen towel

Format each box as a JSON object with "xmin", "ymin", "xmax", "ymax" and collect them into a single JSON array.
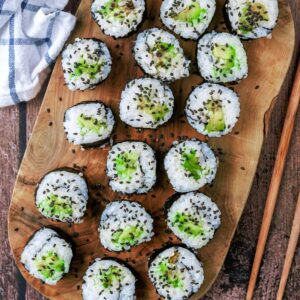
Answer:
[{"xmin": 0, "ymin": 0, "xmax": 76, "ymax": 107}]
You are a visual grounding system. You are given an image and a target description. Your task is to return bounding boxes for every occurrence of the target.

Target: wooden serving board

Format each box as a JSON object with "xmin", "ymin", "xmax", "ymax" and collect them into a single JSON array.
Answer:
[{"xmin": 8, "ymin": 0, "xmax": 295, "ymax": 299}]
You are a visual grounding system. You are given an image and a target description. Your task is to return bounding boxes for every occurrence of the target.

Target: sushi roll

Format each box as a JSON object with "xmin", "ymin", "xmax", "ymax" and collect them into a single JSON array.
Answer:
[
  {"xmin": 62, "ymin": 38, "xmax": 112, "ymax": 91},
  {"xmin": 82, "ymin": 258, "xmax": 136, "ymax": 300},
  {"xmin": 164, "ymin": 139, "xmax": 218, "ymax": 193},
  {"xmin": 166, "ymin": 192, "xmax": 221, "ymax": 249},
  {"xmin": 133, "ymin": 28, "xmax": 190, "ymax": 82},
  {"xmin": 148, "ymin": 246, "xmax": 204, "ymax": 299},
  {"xmin": 64, "ymin": 101, "xmax": 115, "ymax": 147},
  {"xmin": 197, "ymin": 32, "xmax": 248, "ymax": 83},
  {"xmin": 106, "ymin": 141, "xmax": 156, "ymax": 194},
  {"xmin": 225, "ymin": 0, "xmax": 279, "ymax": 40},
  {"xmin": 160, "ymin": 0, "xmax": 216, "ymax": 40},
  {"xmin": 21, "ymin": 227, "xmax": 73, "ymax": 285},
  {"xmin": 99, "ymin": 200, "xmax": 154, "ymax": 251},
  {"xmin": 91, "ymin": 0, "xmax": 146, "ymax": 38},
  {"xmin": 119, "ymin": 78, "xmax": 174, "ymax": 129},
  {"xmin": 35, "ymin": 168, "xmax": 89, "ymax": 223},
  {"xmin": 185, "ymin": 83, "xmax": 240, "ymax": 137}
]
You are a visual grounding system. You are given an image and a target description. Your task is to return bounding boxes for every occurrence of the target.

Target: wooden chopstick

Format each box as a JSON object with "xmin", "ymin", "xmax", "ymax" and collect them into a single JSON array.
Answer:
[
  {"xmin": 276, "ymin": 192, "xmax": 300, "ymax": 300},
  {"xmin": 246, "ymin": 59, "xmax": 300, "ymax": 300}
]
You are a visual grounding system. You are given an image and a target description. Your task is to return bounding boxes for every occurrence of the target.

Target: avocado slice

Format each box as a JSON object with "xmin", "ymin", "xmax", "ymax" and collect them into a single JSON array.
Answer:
[
  {"xmin": 151, "ymin": 42, "xmax": 178, "ymax": 69},
  {"xmin": 71, "ymin": 57, "xmax": 102, "ymax": 79},
  {"xmin": 172, "ymin": 212, "xmax": 205, "ymax": 236},
  {"xmin": 158, "ymin": 259, "xmax": 183, "ymax": 288},
  {"xmin": 35, "ymin": 251, "xmax": 65, "ymax": 281},
  {"xmin": 239, "ymin": 2, "xmax": 269, "ymax": 34},
  {"xmin": 114, "ymin": 152, "xmax": 139, "ymax": 180},
  {"xmin": 205, "ymin": 100, "xmax": 225, "ymax": 133},
  {"xmin": 38, "ymin": 193, "xmax": 73, "ymax": 219},
  {"xmin": 111, "ymin": 225, "xmax": 144, "ymax": 247},
  {"xmin": 99, "ymin": 0, "xmax": 134, "ymax": 20},
  {"xmin": 98, "ymin": 266, "xmax": 123, "ymax": 289},
  {"xmin": 77, "ymin": 114, "xmax": 107, "ymax": 137},
  {"xmin": 212, "ymin": 44, "xmax": 240, "ymax": 76},
  {"xmin": 173, "ymin": 2, "xmax": 207, "ymax": 26},
  {"xmin": 138, "ymin": 96, "xmax": 170, "ymax": 122},
  {"xmin": 181, "ymin": 149, "xmax": 204, "ymax": 181}
]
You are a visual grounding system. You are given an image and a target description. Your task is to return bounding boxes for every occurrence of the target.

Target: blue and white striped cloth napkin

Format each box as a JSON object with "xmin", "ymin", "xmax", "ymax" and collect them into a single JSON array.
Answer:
[{"xmin": 0, "ymin": 0, "xmax": 76, "ymax": 107}]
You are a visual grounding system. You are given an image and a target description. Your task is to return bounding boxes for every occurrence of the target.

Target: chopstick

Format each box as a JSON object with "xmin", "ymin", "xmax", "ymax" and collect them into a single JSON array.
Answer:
[
  {"xmin": 246, "ymin": 58, "xmax": 300, "ymax": 300},
  {"xmin": 276, "ymin": 192, "xmax": 300, "ymax": 300}
]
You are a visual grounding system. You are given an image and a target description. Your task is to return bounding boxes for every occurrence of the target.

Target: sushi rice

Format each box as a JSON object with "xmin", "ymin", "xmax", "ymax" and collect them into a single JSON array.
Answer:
[
  {"xmin": 160, "ymin": 0, "xmax": 216, "ymax": 40},
  {"xmin": 119, "ymin": 78, "xmax": 174, "ymax": 129},
  {"xmin": 64, "ymin": 101, "xmax": 115, "ymax": 147},
  {"xmin": 106, "ymin": 141, "xmax": 156, "ymax": 194},
  {"xmin": 91, "ymin": 0, "xmax": 146, "ymax": 38},
  {"xmin": 62, "ymin": 38, "xmax": 112, "ymax": 91},
  {"xmin": 148, "ymin": 246, "xmax": 204, "ymax": 300},
  {"xmin": 225, "ymin": 0, "xmax": 279, "ymax": 39},
  {"xmin": 185, "ymin": 83, "xmax": 240, "ymax": 137},
  {"xmin": 99, "ymin": 200, "xmax": 154, "ymax": 251},
  {"xmin": 35, "ymin": 168, "xmax": 89, "ymax": 223},
  {"xmin": 133, "ymin": 28, "xmax": 190, "ymax": 82},
  {"xmin": 164, "ymin": 139, "xmax": 218, "ymax": 193},
  {"xmin": 166, "ymin": 192, "xmax": 221, "ymax": 249},
  {"xmin": 197, "ymin": 31, "xmax": 248, "ymax": 83},
  {"xmin": 82, "ymin": 258, "xmax": 136, "ymax": 300},
  {"xmin": 21, "ymin": 227, "xmax": 73, "ymax": 285}
]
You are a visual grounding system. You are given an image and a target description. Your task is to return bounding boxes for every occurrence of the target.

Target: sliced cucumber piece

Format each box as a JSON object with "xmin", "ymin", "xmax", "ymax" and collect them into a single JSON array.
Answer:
[{"xmin": 174, "ymin": 2, "xmax": 206, "ymax": 26}]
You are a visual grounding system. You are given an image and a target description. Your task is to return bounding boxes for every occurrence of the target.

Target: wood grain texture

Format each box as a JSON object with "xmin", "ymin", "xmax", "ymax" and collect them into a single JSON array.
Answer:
[
  {"xmin": 276, "ymin": 192, "xmax": 300, "ymax": 300},
  {"xmin": 0, "ymin": 1, "xmax": 298, "ymax": 300},
  {"xmin": 246, "ymin": 58, "xmax": 300, "ymax": 300}
]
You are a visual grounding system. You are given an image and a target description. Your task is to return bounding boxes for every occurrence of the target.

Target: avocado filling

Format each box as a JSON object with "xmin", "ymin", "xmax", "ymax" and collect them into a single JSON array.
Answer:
[
  {"xmin": 212, "ymin": 44, "xmax": 240, "ymax": 77},
  {"xmin": 38, "ymin": 193, "xmax": 73, "ymax": 219},
  {"xmin": 114, "ymin": 152, "xmax": 139, "ymax": 180},
  {"xmin": 151, "ymin": 42, "xmax": 178, "ymax": 69},
  {"xmin": 181, "ymin": 149, "xmax": 206, "ymax": 181},
  {"xmin": 137, "ymin": 95, "xmax": 170, "ymax": 122},
  {"xmin": 111, "ymin": 225, "xmax": 144, "ymax": 247},
  {"xmin": 99, "ymin": 0, "xmax": 134, "ymax": 20},
  {"xmin": 239, "ymin": 2, "xmax": 269, "ymax": 34},
  {"xmin": 172, "ymin": 212, "xmax": 205, "ymax": 236},
  {"xmin": 205, "ymin": 100, "xmax": 225, "ymax": 132},
  {"xmin": 71, "ymin": 57, "xmax": 102, "ymax": 79},
  {"xmin": 173, "ymin": 2, "xmax": 207, "ymax": 25},
  {"xmin": 77, "ymin": 113, "xmax": 107, "ymax": 137},
  {"xmin": 157, "ymin": 256, "xmax": 183, "ymax": 288},
  {"xmin": 35, "ymin": 251, "xmax": 65, "ymax": 281},
  {"xmin": 98, "ymin": 266, "xmax": 123, "ymax": 289}
]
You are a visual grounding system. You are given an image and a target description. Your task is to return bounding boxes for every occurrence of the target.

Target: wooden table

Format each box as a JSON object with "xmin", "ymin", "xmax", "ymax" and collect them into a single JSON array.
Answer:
[{"xmin": 0, "ymin": 1, "xmax": 299, "ymax": 299}]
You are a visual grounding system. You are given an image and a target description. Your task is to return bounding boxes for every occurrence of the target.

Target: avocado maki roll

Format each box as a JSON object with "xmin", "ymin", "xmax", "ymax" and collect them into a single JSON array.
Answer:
[
  {"xmin": 133, "ymin": 28, "xmax": 190, "ymax": 82},
  {"xmin": 64, "ymin": 101, "xmax": 115, "ymax": 147},
  {"xmin": 119, "ymin": 78, "xmax": 174, "ymax": 129},
  {"xmin": 99, "ymin": 200, "xmax": 154, "ymax": 251},
  {"xmin": 160, "ymin": 0, "xmax": 216, "ymax": 40},
  {"xmin": 82, "ymin": 258, "xmax": 136, "ymax": 300},
  {"xmin": 225, "ymin": 0, "xmax": 279, "ymax": 39},
  {"xmin": 91, "ymin": 0, "xmax": 146, "ymax": 38},
  {"xmin": 21, "ymin": 227, "xmax": 73, "ymax": 285},
  {"xmin": 185, "ymin": 83, "xmax": 240, "ymax": 137},
  {"xmin": 166, "ymin": 192, "xmax": 221, "ymax": 249},
  {"xmin": 164, "ymin": 139, "xmax": 218, "ymax": 193},
  {"xmin": 62, "ymin": 38, "xmax": 112, "ymax": 91},
  {"xmin": 35, "ymin": 168, "xmax": 89, "ymax": 223},
  {"xmin": 197, "ymin": 32, "xmax": 248, "ymax": 83},
  {"xmin": 148, "ymin": 246, "xmax": 204, "ymax": 300},
  {"xmin": 107, "ymin": 141, "xmax": 156, "ymax": 194}
]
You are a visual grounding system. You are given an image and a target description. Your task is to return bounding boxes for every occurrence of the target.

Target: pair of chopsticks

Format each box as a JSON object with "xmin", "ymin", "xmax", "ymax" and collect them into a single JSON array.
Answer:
[{"xmin": 246, "ymin": 58, "xmax": 300, "ymax": 300}]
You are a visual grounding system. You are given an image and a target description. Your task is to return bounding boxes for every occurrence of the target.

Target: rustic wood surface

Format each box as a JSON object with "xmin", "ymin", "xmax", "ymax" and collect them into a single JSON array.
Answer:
[
  {"xmin": 7, "ymin": 0, "xmax": 295, "ymax": 298},
  {"xmin": 0, "ymin": 1, "xmax": 299, "ymax": 300}
]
